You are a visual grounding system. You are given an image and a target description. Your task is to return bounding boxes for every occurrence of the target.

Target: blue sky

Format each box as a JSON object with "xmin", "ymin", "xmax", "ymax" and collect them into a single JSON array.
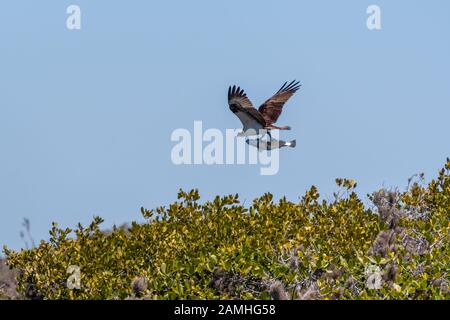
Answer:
[{"xmin": 1, "ymin": 1, "xmax": 449, "ymax": 251}]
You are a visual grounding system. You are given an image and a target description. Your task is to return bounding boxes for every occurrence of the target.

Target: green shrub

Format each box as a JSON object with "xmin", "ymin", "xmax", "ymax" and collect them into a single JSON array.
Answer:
[{"xmin": 4, "ymin": 161, "xmax": 450, "ymax": 300}]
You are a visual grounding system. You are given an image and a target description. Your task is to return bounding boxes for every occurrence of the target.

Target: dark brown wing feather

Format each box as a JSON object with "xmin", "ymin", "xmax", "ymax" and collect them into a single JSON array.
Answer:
[
  {"xmin": 258, "ymin": 80, "xmax": 301, "ymax": 125},
  {"xmin": 228, "ymin": 85, "xmax": 267, "ymax": 126}
]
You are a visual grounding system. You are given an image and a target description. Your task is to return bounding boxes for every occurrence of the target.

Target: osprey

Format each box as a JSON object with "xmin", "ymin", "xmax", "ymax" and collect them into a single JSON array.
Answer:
[{"xmin": 228, "ymin": 80, "xmax": 301, "ymax": 138}]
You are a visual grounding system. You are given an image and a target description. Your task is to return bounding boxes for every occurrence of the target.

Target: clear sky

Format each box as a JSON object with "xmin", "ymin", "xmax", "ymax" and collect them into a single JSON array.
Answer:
[{"xmin": 1, "ymin": 1, "xmax": 449, "ymax": 251}]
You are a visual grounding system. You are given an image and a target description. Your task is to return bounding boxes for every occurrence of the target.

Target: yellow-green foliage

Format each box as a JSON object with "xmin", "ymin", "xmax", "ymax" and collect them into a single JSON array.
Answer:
[{"xmin": 4, "ymin": 161, "xmax": 450, "ymax": 300}]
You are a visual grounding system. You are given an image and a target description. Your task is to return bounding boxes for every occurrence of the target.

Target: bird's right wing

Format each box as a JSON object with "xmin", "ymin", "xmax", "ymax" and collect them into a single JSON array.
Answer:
[
  {"xmin": 258, "ymin": 80, "xmax": 301, "ymax": 126},
  {"xmin": 228, "ymin": 85, "xmax": 267, "ymax": 127}
]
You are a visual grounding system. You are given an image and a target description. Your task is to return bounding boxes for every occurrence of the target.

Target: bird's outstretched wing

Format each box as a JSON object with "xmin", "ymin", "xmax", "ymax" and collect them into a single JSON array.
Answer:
[
  {"xmin": 258, "ymin": 80, "xmax": 301, "ymax": 126},
  {"xmin": 228, "ymin": 85, "xmax": 267, "ymax": 127}
]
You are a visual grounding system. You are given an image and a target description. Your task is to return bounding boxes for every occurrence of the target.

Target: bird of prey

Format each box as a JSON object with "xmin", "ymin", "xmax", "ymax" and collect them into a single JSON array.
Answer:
[
  {"xmin": 246, "ymin": 138, "xmax": 296, "ymax": 151},
  {"xmin": 228, "ymin": 80, "xmax": 301, "ymax": 138}
]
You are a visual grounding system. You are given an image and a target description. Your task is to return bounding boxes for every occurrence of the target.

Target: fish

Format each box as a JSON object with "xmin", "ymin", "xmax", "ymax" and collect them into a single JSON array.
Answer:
[{"xmin": 246, "ymin": 138, "xmax": 296, "ymax": 151}]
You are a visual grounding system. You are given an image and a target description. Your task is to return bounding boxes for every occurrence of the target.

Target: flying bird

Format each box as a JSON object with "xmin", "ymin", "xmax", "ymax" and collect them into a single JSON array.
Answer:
[{"xmin": 228, "ymin": 80, "xmax": 301, "ymax": 138}]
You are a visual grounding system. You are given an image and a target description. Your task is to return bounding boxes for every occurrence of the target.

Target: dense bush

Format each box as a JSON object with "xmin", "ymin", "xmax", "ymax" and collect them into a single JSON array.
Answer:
[
  {"xmin": 0, "ymin": 259, "xmax": 18, "ymax": 299},
  {"xmin": 3, "ymin": 160, "xmax": 450, "ymax": 300}
]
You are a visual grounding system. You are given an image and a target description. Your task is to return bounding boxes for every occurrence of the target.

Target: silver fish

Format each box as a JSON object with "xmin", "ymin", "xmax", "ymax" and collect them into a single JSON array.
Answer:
[{"xmin": 246, "ymin": 138, "xmax": 296, "ymax": 151}]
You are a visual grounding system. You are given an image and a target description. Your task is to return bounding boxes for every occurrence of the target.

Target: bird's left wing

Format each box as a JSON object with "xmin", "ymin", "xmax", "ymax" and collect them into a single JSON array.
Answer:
[{"xmin": 228, "ymin": 85, "xmax": 267, "ymax": 126}]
